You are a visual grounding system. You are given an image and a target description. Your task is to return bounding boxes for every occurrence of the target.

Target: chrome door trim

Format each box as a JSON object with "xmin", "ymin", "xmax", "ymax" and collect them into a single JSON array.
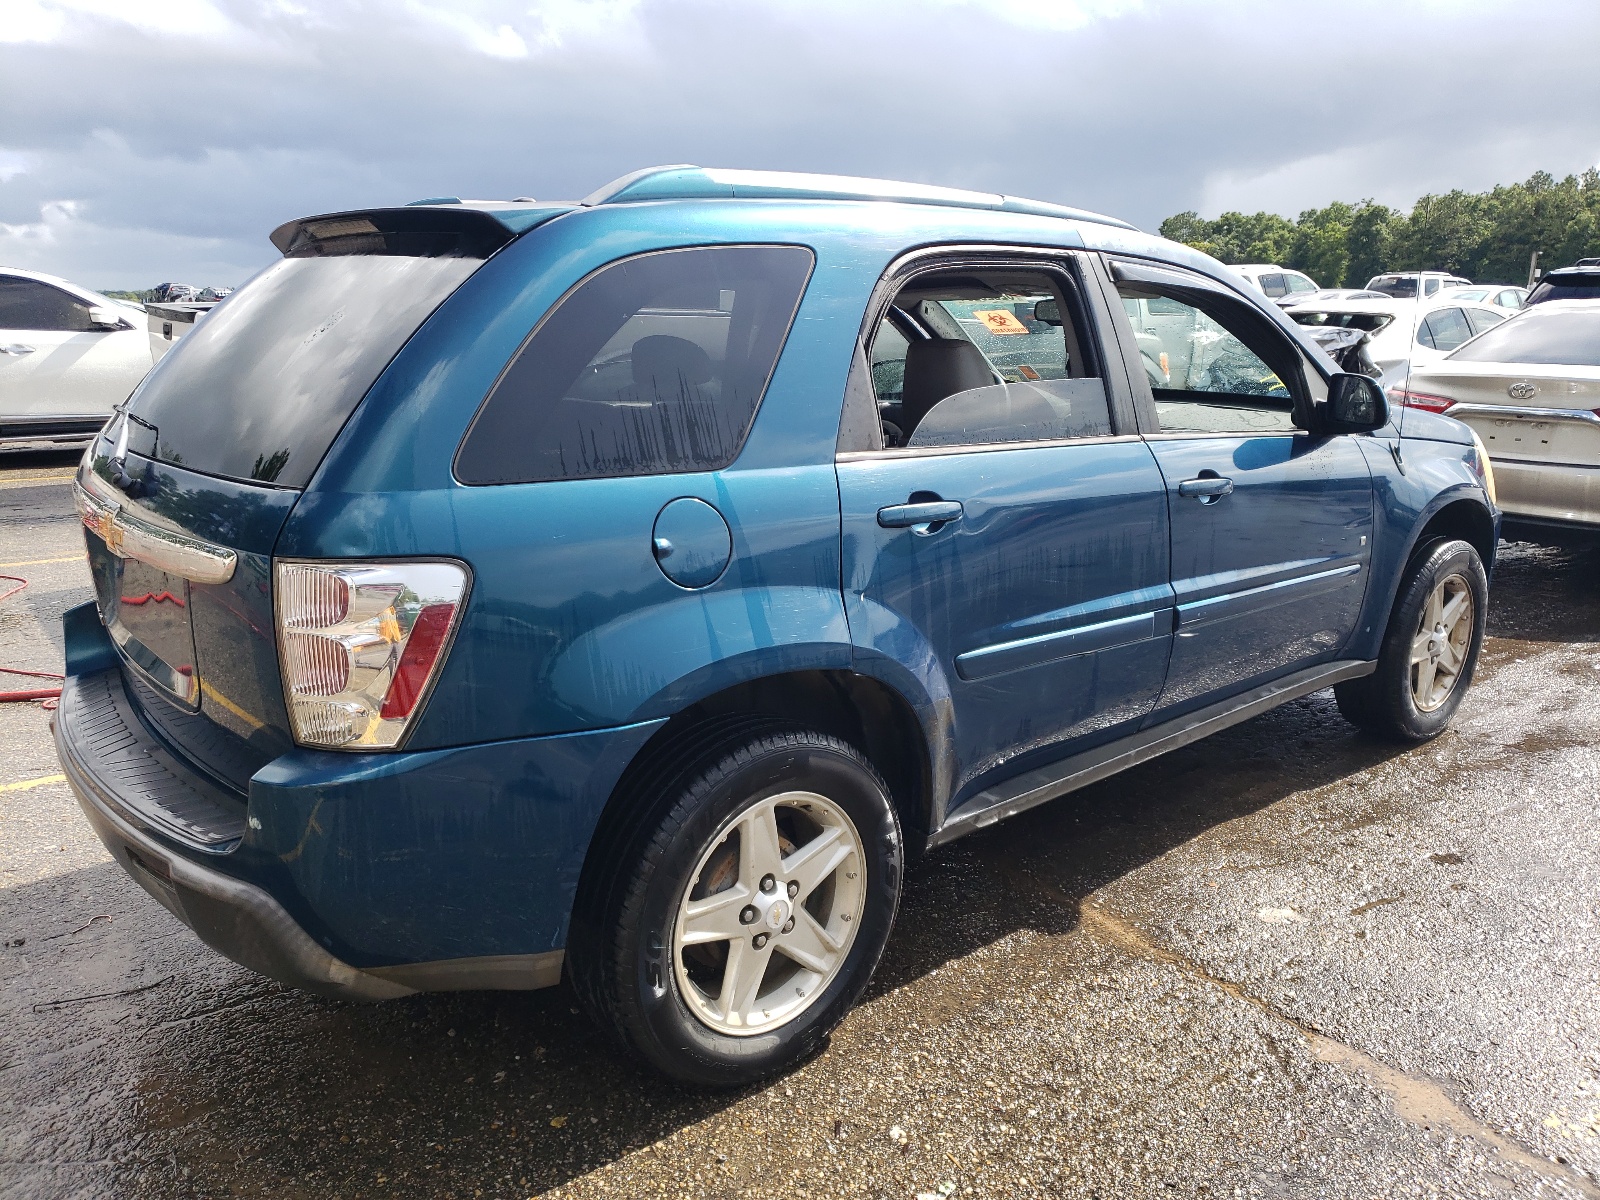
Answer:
[{"xmin": 837, "ymin": 432, "xmax": 1142, "ymax": 462}]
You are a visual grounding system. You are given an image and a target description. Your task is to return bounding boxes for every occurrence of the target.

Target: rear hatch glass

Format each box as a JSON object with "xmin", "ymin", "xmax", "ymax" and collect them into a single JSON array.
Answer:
[
  {"xmin": 83, "ymin": 209, "xmax": 506, "ymax": 785},
  {"xmin": 117, "ymin": 209, "xmax": 506, "ymax": 488}
]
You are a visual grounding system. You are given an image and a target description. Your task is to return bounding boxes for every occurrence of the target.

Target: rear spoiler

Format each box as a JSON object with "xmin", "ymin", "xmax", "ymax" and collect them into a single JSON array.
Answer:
[{"xmin": 269, "ymin": 204, "xmax": 569, "ymax": 260}]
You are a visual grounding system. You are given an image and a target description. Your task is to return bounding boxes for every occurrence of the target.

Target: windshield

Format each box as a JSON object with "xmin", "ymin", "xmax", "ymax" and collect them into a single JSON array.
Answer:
[
  {"xmin": 1448, "ymin": 310, "xmax": 1600, "ymax": 367},
  {"xmin": 121, "ymin": 252, "xmax": 479, "ymax": 487}
]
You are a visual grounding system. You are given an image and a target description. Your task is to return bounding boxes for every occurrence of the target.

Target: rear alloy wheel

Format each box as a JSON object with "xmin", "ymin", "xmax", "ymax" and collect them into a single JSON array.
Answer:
[
  {"xmin": 675, "ymin": 790, "xmax": 866, "ymax": 1036},
  {"xmin": 1335, "ymin": 538, "xmax": 1487, "ymax": 741},
  {"xmin": 570, "ymin": 724, "xmax": 902, "ymax": 1087}
]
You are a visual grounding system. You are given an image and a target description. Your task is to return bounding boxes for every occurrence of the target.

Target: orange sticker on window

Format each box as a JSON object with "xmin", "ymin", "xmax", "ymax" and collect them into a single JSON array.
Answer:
[{"xmin": 973, "ymin": 309, "xmax": 1030, "ymax": 335}]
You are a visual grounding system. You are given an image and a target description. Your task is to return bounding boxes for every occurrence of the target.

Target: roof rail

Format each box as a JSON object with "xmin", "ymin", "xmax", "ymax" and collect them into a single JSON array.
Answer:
[{"xmin": 579, "ymin": 165, "xmax": 1136, "ymax": 231}]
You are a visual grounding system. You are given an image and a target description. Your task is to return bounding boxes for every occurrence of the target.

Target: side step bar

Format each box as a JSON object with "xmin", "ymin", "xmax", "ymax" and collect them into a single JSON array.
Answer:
[{"xmin": 931, "ymin": 659, "xmax": 1376, "ymax": 848}]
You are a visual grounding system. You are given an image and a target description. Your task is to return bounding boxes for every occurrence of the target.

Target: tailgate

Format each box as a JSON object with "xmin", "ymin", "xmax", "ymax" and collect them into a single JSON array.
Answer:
[{"xmin": 78, "ymin": 451, "xmax": 300, "ymax": 789}]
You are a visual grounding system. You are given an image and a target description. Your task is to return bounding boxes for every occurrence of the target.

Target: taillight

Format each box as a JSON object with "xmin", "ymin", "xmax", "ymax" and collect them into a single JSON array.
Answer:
[
  {"xmin": 274, "ymin": 560, "xmax": 469, "ymax": 750},
  {"xmin": 1467, "ymin": 429, "xmax": 1498, "ymax": 507},
  {"xmin": 1389, "ymin": 386, "xmax": 1455, "ymax": 414}
]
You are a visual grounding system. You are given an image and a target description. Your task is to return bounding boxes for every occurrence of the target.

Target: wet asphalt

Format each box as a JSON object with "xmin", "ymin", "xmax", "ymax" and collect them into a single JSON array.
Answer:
[{"xmin": 1, "ymin": 447, "xmax": 1597, "ymax": 1200}]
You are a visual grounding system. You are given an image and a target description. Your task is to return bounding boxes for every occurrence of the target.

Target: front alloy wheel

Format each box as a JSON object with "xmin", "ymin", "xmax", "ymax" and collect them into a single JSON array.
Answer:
[
  {"xmin": 1409, "ymin": 573, "xmax": 1474, "ymax": 712},
  {"xmin": 1334, "ymin": 537, "xmax": 1488, "ymax": 741}
]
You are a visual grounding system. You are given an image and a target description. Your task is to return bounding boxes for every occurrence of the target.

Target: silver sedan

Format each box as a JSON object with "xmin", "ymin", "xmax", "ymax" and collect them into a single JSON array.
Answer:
[{"xmin": 1396, "ymin": 299, "xmax": 1600, "ymax": 543}]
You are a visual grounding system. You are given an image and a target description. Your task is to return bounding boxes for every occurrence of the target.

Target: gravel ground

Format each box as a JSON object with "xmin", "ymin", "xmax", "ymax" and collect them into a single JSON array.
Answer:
[{"xmin": 1, "ymin": 446, "xmax": 1597, "ymax": 1200}]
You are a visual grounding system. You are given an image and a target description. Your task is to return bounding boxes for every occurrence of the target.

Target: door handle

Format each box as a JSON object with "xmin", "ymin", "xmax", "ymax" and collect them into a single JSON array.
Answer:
[
  {"xmin": 1178, "ymin": 475, "xmax": 1234, "ymax": 502},
  {"xmin": 1, "ymin": 344, "xmax": 36, "ymax": 356},
  {"xmin": 877, "ymin": 500, "xmax": 964, "ymax": 529}
]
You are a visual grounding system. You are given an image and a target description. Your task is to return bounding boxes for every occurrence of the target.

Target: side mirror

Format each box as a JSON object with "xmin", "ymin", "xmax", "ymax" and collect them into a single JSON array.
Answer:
[
  {"xmin": 1033, "ymin": 298, "xmax": 1062, "ymax": 326},
  {"xmin": 1321, "ymin": 372, "xmax": 1388, "ymax": 434},
  {"xmin": 88, "ymin": 307, "xmax": 127, "ymax": 330}
]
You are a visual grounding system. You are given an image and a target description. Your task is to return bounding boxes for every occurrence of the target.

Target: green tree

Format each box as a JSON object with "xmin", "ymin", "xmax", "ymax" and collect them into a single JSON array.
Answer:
[
  {"xmin": 1157, "ymin": 168, "xmax": 1600, "ymax": 286},
  {"xmin": 1344, "ymin": 202, "xmax": 1400, "ymax": 288},
  {"xmin": 1288, "ymin": 201, "xmax": 1353, "ymax": 287}
]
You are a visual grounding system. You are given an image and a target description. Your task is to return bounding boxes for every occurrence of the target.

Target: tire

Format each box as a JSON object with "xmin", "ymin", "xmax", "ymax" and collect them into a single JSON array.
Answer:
[
  {"xmin": 568, "ymin": 723, "xmax": 903, "ymax": 1087},
  {"xmin": 1335, "ymin": 538, "xmax": 1488, "ymax": 741}
]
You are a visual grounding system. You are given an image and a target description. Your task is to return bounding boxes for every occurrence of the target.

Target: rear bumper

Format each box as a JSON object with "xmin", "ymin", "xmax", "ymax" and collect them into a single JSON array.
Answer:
[
  {"xmin": 1493, "ymin": 458, "xmax": 1600, "ymax": 531},
  {"xmin": 54, "ymin": 656, "xmax": 663, "ymax": 999},
  {"xmin": 56, "ymin": 675, "xmax": 413, "ymax": 1001}
]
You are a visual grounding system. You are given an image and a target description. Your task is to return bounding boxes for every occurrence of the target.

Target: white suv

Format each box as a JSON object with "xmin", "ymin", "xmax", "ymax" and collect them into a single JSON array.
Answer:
[
  {"xmin": 1231, "ymin": 263, "xmax": 1319, "ymax": 300},
  {"xmin": 1366, "ymin": 271, "xmax": 1471, "ymax": 300},
  {"xmin": 0, "ymin": 267, "xmax": 152, "ymax": 446}
]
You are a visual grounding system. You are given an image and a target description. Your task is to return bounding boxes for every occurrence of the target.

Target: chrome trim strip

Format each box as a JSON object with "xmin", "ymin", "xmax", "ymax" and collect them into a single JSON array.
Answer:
[
  {"xmin": 838, "ymin": 432, "xmax": 1141, "ymax": 462},
  {"xmin": 1143, "ymin": 429, "xmax": 1305, "ymax": 441},
  {"xmin": 75, "ymin": 479, "xmax": 237, "ymax": 585},
  {"xmin": 1175, "ymin": 562, "xmax": 1362, "ymax": 629},
  {"xmin": 955, "ymin": 608, "xmax": 1165, "ymax": 681},
  {"xmin": 1445, "ymin": 403, "xmax": 1600, "ymax": 426}
]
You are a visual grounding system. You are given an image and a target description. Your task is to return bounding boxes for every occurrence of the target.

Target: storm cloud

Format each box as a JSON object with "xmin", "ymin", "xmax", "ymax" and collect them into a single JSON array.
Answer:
[{"xmin": 2, "ymin": 0, "xmax": 1597, "ymax": 287}]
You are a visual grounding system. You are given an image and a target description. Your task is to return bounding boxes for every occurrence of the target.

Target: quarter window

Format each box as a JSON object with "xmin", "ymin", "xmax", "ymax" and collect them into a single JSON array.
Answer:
[
  {"xmin": 1117, "ymin": 283, "xmax": 1298, "ymax": 434},
  {"xmin": 456, "ymin": 245, "xmax": 814, "ymax": 485},
  {"xmin": 0, "ymin": 276, "xmax": 97, "ymax": 332}
]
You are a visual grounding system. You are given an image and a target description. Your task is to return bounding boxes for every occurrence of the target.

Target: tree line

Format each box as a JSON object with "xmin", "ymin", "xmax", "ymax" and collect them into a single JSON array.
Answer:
[{"xmin": 1158, "ymin": 168, "xmax": 1600, "ymax": 288}]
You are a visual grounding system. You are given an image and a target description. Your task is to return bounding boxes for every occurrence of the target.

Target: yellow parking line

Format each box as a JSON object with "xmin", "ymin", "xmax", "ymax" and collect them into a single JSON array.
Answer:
[
  {"xmin": 200, "ymin": 679, "xmax": 265, "ymax": 731},
  {"xmin": 0, "ymin": 554, "xmax": 82, "ymax": 569},
  {"xmin": 0, "ymin": 475, "xmax": 75, "ymax": 491},
  {"xmin": 0, "ymin": 774, "xmax": 67, "ymax": 794}
]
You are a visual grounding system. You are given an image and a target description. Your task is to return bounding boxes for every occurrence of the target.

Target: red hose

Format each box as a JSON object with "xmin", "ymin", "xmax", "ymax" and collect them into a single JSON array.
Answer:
[{"xmin": 1, "ymin": 575, "xmax": 65, "ymax": 706}]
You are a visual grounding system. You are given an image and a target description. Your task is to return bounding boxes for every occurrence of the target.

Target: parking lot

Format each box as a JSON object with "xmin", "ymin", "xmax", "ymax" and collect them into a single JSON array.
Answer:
[{"xmin": 1, "ymin": 447, "xmax": 1597, "ymax": 1199}]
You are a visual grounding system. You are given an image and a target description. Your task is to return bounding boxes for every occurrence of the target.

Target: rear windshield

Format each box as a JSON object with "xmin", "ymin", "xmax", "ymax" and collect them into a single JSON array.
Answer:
[
  {"xmin": 1527, "ymin": 273, "xmax": 1600, "ymax": 304},
  {"xmin": 1291, "ymin": 311, "xmax": 1394, "ymax": 334},
  {"xmin": 121, "ymin": 253, "xmax": 480, "ymax": 487},
  {"xmin": 1448, "ymin": 309, "xmax": 1600, "ymax": 367},
  {"xmin": 1367, "ymin": 276, "xmax": 1418, "ymax": 298}
]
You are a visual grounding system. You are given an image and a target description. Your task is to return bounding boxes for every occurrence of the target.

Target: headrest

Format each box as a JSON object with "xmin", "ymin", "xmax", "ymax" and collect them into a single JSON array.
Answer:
[
  {"xmin": 900, "ymin": 338, "xmax": 994, "ymax": 435},
  {"xmin": 632, "ymin": 334, "xmax": 714, "ymax": 389}
]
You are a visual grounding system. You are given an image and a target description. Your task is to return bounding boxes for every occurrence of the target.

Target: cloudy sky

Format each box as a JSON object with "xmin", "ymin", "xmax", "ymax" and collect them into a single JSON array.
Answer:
[{"xmin": 2, "ymin": 0, "xmax": 1598, "ymax": 288}]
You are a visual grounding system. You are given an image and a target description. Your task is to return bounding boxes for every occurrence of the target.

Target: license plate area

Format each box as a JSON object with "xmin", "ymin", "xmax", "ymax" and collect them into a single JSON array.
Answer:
[{"xmin": 93, "ymin": 552, "xmax": 200, "ymax": 708}]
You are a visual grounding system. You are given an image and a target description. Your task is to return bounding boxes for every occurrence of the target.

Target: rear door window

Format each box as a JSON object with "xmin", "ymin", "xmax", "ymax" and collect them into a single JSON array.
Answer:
[
  {"xmin": 456, "ymin": 245, "xmax": 813, "ymax": 485},
  {"xmin": 1258, "ymin": 273, "xmax": 1288, "ymax": 298},
  {"xmin": 863, "ymin": 265, "xmax": 1112, "ymax": 450},
  {"xmin": 1420, "ymin": 307, "xmax": 1473, "ymax": 351}
]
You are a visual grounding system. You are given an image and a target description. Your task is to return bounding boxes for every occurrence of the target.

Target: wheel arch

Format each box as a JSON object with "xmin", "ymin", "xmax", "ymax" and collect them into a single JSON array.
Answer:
[
  {"xmin": 1408, "ymin": 494, "xmax": 1497, "ymax": 570},
  {"xmin": 568, "ymin": 668, "xmax": 935, "ymax": 953},
  {"xmin": 1358, "ymin": 490, "xmax": 1495, "ymax": 657}
]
